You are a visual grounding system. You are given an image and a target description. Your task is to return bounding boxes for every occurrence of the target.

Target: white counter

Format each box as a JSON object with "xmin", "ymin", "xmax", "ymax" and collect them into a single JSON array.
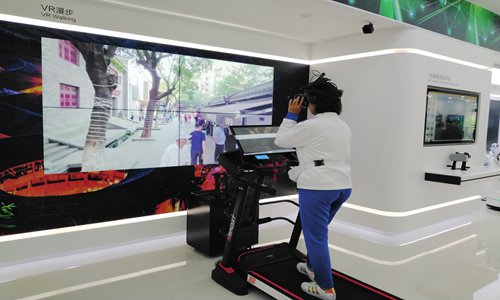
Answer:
[{"xmin": 425, "ymin": 165, "xmax": 500, "ymax": 185}]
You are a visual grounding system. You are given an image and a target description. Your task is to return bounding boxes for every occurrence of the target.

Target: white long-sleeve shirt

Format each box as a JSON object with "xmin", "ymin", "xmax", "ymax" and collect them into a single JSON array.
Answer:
[
  {"xmin": 275, "ymin": 112, "xmax": 352, "ymax": 190},
  {"xmin": 213, "ymin": 126, "xmax": 226, "ymax": 145},
  {"xmin": 160, "ymin": 143, "xmax": 191, "ymax": 167}
]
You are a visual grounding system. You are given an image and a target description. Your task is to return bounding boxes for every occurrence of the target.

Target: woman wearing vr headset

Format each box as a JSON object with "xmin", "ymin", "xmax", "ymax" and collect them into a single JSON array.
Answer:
[{"xmin": 275, "ymin": 72, "xmax": 352, "ymax": 300}]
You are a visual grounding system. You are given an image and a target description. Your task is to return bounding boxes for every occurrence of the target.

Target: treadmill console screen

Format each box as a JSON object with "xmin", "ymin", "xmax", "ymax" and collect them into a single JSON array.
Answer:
[
  {"xmin": 231, "ymin": 126, "xmax": 294, "ymax": 155},
  {"xmin": 255, "ymin": 155, "xmax": 270, "ymax": 160}
]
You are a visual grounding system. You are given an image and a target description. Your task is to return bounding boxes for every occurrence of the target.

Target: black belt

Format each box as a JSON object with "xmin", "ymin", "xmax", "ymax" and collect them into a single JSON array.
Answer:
[{"xmin": 313, "ymin": 159, "xmax": 324, "ymax": 167}]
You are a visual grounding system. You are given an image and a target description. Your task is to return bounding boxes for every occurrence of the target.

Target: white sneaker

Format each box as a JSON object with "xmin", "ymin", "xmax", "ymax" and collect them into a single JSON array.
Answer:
[
  {"xmin": 296, "ymin": 262, "xmax": 315, "ymax": 281},
  {"xmin": 301, "ymin": 281, "xmax": 336, "ymax": 300}
]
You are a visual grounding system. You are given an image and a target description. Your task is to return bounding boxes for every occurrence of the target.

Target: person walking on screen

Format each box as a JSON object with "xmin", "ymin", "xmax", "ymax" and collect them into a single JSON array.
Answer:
[
  {"xmin": 190, "ymin": 122, "xmax": 206, "ymax": 164},
  {"xmin": 275, "ymin": 72, "xmax": 351, "ymax": 300},
  {"xmin": 160, "ymin": 135, "xmax": 190, "ymax": 167},
  {"xmin": 213, "ymin": 124, "xmax": 226, "ymax": 162}
]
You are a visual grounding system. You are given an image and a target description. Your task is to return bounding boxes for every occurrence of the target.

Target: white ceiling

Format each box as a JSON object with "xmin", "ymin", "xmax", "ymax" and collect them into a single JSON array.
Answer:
[
  {"xmin": 85, "ymin": 0, "xmax": 409, "ymax": 44},
  {"xmin": 83, "ymin": 0, "xmax": 499, "ymax": 67},
  {"xmin": 469, "ymin": 0, "xmax": 500, "ymax": 15},
  {"xmin": 85, "ymin": 0, "xmax": 500, "ymax": 45}
]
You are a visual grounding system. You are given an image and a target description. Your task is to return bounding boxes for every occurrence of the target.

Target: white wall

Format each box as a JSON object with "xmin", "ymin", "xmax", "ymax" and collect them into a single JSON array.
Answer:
[
  {"xmin": 311, "ymin": 28, "xmax": 493, "ymax": 232},
  {"xmin": 0, "ymin": 199, "xmax": 299, "ymax": 267},
  {"xmin": 493, "ymin": 85, "xmax": 500, "ymax": 97},
  {"xmin": 1, "ymin": 0, "xmax": 309, "ymax": 60},
  {"xmin": 311, "ymin": 27, "xmax": 495, "ymax": 68}
]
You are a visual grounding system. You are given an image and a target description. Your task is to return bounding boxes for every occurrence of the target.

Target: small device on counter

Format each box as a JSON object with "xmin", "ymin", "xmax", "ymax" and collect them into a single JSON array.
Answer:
[{"xmin": 447, "ymin": 152, "xmax": 471, "ymax": 171}]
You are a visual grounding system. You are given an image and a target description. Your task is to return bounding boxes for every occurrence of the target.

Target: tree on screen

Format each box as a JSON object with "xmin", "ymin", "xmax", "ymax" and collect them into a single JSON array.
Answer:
[
  {"xmin": 172, "ymin": 56, "xmax": 212, "ymax": 110},
  {"xmin": 135, "ymin": 50, "xmax": 176, "ymax": 138},
  {"xmin": 73, "ymin": 42, "xmax": 117, "ymax": 172},
  {"xmin": 138, "ymin": 54, "xmax": 213, "ymax": 135},
  {"xmin": 116, "ymin": 49, "xmax": 213, "ymax": 138},
  {"xmin": 213, "ymin": 64, "xmax": 273, "ymax": 97}
]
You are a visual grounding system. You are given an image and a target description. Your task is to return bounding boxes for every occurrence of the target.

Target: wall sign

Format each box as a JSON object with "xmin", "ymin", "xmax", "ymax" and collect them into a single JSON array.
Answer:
[
  {"xmin": 40, "ymin": 4, "xmax": 76, "ymax": 23},
  {"xmin": 428, "ymin": 72, "xmax": 458, "ymax": 87}
]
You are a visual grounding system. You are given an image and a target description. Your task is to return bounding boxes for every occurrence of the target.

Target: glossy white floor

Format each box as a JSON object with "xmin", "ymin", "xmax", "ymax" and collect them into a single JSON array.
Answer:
[{"xmin": 0, "ymin": 202, "xmax": 499, "ymax": 300}]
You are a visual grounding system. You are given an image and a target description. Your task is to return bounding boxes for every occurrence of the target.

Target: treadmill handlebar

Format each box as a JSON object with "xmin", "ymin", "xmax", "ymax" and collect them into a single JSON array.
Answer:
[
  {"xmin": 238, "ymin": 173, "xmax": 276, "ymax": 195},
  {"xmin": 283, "ymin": 160, "xmax": 299, "ymax": 168}
]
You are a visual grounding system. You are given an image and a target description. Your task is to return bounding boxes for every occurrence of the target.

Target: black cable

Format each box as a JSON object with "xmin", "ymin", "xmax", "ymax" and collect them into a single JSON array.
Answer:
[
  {"xmin": 269, "ymin": 217, "xmax": 295, "ymax": 225},
  {"xmin": 258, "ymin": 216, "xmax": 295, "ymax": 225},
  {"xmin": 259, "ymin": 199, "xmax": 299, "ymax": 207}
]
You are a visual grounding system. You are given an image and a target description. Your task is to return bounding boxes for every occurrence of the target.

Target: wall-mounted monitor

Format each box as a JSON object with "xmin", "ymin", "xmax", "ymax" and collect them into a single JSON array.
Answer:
[{"xmin": 424, "ymin": 86, "xmax": 479, "ymax": 145}]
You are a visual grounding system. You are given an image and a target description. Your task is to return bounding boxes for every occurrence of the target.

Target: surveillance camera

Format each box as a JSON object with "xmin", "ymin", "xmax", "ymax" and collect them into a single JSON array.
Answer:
[{"xmin": 362, "ymin": 23, "xmax": 374, "ymax": 34}]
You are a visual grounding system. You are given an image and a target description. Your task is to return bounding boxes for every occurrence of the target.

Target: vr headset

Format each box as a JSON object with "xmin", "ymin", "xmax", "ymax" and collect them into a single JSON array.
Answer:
[{"xmin": 291, "ymin": 73, "xmax": 343, "ymax": 107}]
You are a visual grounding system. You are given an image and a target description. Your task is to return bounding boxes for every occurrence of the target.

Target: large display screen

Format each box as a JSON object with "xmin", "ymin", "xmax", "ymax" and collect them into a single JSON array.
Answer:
[
  {"xmin": 424, "ymin": 87, "xmax": 479, "ymax": 145},
  {"xmin": 41, "ymin": 37, "xmax": 275, "ymax": 173},
  {"xmin": 0, "ymin": 19, "xmax": 307, "ymax": 235}
]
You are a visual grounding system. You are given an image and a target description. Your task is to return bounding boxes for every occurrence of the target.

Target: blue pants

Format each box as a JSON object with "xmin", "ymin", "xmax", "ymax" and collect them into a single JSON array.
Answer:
[
  {"xmin": 191, "ymin": 149, "xmax": 203, "ymax": 165},
  {"xmin": 214, "ymin": 144, "xmax": 225, "ymax": 161},
  {"xmin": 298, "ymin": 188, "xmax": 351, "ymax": 289}
]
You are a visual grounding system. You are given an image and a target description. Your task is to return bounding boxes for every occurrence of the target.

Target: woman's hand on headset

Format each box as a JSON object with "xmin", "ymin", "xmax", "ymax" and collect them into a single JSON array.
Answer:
[{"xmin": 288, "ymin": 96, "xmax": 304, "ymax": 115}]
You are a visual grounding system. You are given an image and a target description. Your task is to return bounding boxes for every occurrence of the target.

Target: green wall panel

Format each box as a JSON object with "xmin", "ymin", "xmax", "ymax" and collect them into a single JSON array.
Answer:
[{"xmin": 333, "ymin": 0, "xmax": 500, "ymax": 51}]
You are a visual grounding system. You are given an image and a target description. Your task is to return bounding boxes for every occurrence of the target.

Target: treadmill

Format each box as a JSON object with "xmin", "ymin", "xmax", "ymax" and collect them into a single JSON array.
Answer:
[{"xmin": 212, "ymin": 125, "xmax": 401, "ymax": 300}]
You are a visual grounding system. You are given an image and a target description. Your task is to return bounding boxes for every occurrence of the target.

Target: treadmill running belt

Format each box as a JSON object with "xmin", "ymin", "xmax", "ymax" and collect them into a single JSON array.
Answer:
[{"xmin": 249, "ymin": 258, "xmax": 401, "ymax": 300}]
